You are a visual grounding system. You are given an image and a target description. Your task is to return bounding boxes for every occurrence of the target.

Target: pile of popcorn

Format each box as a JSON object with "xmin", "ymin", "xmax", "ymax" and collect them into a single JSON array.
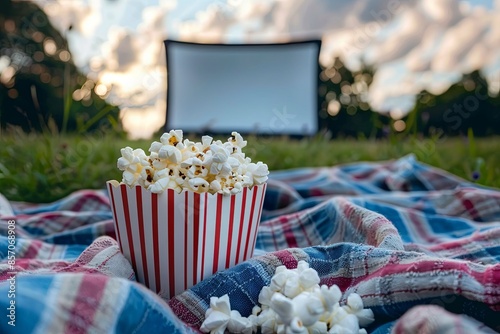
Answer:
[
  {"xmin": 200, "ymin": 261, "xmax": 374, "ymax": 334},
  {"xmin": 117, "ymin": 130, "xmax": 269, "ymax": 194}
]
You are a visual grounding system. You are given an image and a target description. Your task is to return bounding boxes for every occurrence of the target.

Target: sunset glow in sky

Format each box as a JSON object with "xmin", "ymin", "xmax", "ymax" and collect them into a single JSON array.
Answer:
[{"xmin": 39, "ymin": 0, "xmax": 500, "ymax": 138}]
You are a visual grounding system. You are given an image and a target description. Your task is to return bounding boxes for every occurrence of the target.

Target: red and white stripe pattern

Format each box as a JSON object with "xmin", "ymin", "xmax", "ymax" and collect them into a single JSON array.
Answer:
[{"xmin": 107, "ymin": 182, "xmax": 267, "ymax": 299}]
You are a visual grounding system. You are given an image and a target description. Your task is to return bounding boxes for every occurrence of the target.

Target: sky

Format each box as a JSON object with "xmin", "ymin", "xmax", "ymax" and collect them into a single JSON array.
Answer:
[{"xmin": 38, "ymin": 0, "xmax": 500, "ymax": 138}]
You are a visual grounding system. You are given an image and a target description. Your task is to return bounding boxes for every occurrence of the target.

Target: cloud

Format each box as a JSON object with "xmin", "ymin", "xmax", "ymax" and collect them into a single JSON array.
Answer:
[
  {"xmin": 431, "ymin": 10, "xmax": 489, "ymax": 73},
  {"xmin": 101, "ymin": 28, "xmax": 138, "ymax": 71},
  {"xmin": 364, "ymin": 9, "xmax": 426, "ymax": 65},
  {"xmin": 421, "ymin": 0, "xmax": 462, "ymax": 25},
  {"xmin": 43, "ymin": 0, "xmax": 95, "ymax": 33},
  {"xmin": 175, "ymin": 0, "xmax": 415, "ymax": 41},
  {"xmin": 120, "ymin": 99, "xmax": 167, "ymax": 139}
]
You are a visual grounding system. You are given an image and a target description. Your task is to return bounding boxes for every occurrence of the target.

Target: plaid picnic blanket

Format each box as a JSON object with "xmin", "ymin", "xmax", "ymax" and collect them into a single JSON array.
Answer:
[{"xmin": 1, "ymin": 154, "xmax": 499, "ymax": 333}]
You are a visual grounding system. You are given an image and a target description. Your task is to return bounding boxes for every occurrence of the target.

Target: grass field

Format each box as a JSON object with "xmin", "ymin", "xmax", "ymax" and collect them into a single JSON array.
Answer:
[{"xmin": 1, "ymin": 130, "xmax": 499, "ymax": 203}]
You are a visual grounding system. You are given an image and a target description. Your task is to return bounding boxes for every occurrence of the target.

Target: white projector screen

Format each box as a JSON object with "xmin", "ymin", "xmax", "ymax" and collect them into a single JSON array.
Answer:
[{"xmin": 164, "ymin": 40, "xmax": 321, "ymax": 135}]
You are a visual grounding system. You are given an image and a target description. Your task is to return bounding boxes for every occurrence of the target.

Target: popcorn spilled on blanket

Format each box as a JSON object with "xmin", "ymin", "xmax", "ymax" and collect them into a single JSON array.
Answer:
[
  {"xmin": 201, "ymin": 261, "xmax": 374, "ymax": 334},
  {"xmin": 107, "ymin": 130, "xmax": 268, "ymax": 299}
]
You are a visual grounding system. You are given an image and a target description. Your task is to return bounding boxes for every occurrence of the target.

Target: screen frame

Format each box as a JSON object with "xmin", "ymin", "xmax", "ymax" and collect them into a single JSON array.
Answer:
[{"xmin": 164, "ymin": 39, "xmax": 322, "ymax": 137}]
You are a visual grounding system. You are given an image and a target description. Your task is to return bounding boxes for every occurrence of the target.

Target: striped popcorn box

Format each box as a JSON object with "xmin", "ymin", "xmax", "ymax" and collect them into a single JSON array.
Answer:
[{"xmin": 107, "ymin": 181, "xmax": 267, "ymax": 299}]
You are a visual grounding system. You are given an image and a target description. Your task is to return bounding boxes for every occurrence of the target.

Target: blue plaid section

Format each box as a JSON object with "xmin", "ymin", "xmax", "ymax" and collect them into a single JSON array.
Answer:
[{"xmin": 0, "ymin": 273, "xmax": 197, "ymax": 334}]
